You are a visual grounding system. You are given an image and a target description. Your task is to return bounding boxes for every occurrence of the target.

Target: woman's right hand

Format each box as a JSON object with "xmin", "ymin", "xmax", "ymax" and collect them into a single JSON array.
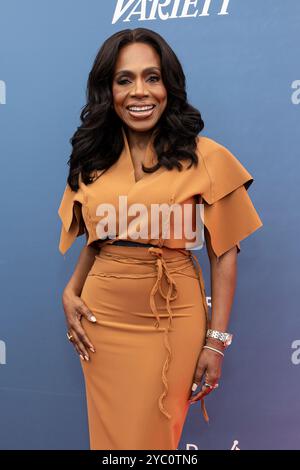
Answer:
[{"xmin": 62, "ymin": 288, "xmax": 97, "ymax": 362}]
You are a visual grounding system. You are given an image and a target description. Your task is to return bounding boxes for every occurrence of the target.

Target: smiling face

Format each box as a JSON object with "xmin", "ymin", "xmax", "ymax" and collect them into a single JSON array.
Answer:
[{"xmin": 112, "ymin": 42, "xmax": 168, "ymax": 133}]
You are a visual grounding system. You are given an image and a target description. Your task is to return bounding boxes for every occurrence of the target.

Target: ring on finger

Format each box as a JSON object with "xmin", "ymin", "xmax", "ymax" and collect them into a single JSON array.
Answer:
[
  {"xmin": 67, "ymin": 331, "xmax": 74, "ymax": 342},
  {"xmin": 204, "ymin": 382, "xmax": 219, "ymax": 390}
]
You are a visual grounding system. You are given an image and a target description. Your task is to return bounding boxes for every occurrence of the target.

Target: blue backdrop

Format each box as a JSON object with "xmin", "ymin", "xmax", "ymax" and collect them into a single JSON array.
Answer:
[{"xmin": 0, "ymin": 0, "xmax": 299, "ymax": 450}]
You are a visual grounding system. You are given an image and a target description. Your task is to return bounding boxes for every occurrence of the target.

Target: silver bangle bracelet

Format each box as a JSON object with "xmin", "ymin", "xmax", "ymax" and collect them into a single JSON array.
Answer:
[{"xmin": 203, "ymin": 345, "xmax": 224, "ymax": 357}]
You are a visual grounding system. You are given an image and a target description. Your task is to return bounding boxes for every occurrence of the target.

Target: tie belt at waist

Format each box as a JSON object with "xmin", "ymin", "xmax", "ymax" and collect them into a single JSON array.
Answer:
[
  {"xmin": 111, "ymin": 240, "xmax": 159, "ymax": 248},
  {"xmin": 98, "ymin": 241, "xmax": 210, "ymax": 424}
]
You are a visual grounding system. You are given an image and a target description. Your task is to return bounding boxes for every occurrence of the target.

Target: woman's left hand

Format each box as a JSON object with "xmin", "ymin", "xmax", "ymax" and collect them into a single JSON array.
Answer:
[{"xmin": 189, "ymin": 342, "xmax": 225, "ymax": 403}]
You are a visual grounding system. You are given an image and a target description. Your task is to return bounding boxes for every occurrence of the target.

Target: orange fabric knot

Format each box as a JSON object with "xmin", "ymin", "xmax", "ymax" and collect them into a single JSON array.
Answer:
[
  {"xmin": 148, "ymin": 246, "xmax": 179, "ymax": 420},
  {"xmin": 147, "ymin": 246, "xmax": 210, "ymax": 424}
]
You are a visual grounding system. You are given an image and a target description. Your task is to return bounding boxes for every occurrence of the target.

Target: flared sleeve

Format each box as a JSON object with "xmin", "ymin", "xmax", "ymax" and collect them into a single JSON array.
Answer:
[
  {"xmin": 57, "ymin": 182, "xmax": 85, "ymax": 255},
  {"xmin": 199, "ymin": 142, "xmax": 263, "ymax": 258}
]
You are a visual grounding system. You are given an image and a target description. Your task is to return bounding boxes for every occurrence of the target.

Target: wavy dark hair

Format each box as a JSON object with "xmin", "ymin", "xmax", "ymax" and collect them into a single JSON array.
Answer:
[{"xmin": 67, "ymin": 28, "xmax": 204, "ymax": 191}]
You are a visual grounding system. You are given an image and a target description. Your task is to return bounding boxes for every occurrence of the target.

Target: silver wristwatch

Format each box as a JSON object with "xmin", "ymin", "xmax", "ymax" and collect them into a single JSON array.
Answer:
[{"xmin": 206, "ymin": 329, "xmax": 233, "ymax": 348}]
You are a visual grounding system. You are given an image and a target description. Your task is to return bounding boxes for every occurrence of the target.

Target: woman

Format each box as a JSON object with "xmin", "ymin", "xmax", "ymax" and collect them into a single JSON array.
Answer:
[{"xmin": 58, "ymin": 28, "xmax": 263, "ymax": 450}]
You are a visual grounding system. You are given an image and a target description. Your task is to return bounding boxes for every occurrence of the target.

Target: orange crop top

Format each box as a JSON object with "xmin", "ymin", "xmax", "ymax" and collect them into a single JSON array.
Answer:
[{"xmin": 58, "ymin": 126, "xmax": 263, "ymax": 258}]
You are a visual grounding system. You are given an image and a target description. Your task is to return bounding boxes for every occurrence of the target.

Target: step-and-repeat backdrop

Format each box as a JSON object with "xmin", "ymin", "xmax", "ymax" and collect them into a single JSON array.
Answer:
[{"xmin": 0, "ymin": 1, "xmax": 299, "ymax": 450}]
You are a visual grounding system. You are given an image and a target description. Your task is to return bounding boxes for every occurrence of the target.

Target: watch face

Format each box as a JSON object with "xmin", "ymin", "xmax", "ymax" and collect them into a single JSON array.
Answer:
[{"xmin": 225, "ymin": 335, "xmax": 232, "ymax": 346}]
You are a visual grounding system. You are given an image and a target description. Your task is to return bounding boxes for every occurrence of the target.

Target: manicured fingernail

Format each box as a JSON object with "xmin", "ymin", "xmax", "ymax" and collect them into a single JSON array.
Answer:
[
  {"xmin": 192, "ymin": 383, "xmax": 198, "ymax": 392},
  {"xmin": 90, "ymin": 316, "xmax": 97, "ymax": 322},
  {"xmin": 85, "ymin": 355, "xmax": 89, "ymax": 361},
  {"xmin": 79, "ymin": 354, "xmax": 84, "ymax": 360},
  {"xmin": 90, "ymin": 347, "xmax": 95, "ymax": 353}
]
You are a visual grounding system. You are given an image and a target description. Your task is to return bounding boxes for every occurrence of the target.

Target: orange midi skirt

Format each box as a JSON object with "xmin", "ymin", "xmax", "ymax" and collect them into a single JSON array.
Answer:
[{"xmin": 79, "ymin": 243, "xmax": 209, "ymax": 450}]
